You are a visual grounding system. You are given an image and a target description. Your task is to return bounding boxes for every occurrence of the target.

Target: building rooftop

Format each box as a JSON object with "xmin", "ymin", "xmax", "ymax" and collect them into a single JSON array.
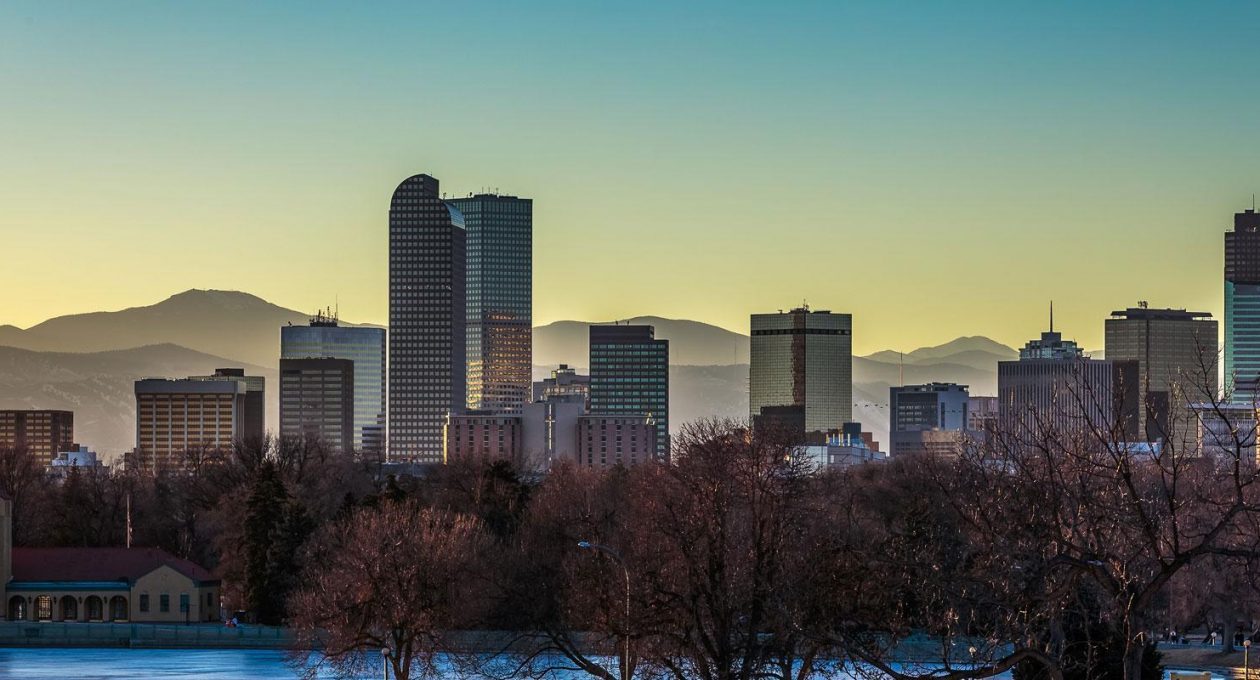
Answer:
[
  {"xmin": 1109, "ymin": 306, "xmax": 1213, "ymax": 321},
  {"xmin": 12, "ymin": 547, "xmax": 216, "ymax": 584}
]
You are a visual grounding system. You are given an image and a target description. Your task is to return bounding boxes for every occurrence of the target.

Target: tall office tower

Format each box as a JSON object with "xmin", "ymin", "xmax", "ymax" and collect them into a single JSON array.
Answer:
[
  {"xmin": 1105, "ymin": 305, "xmax": 1218, "ymax": 442},
  {"xmin": 281, "ymin": 311, "xmax": 387, "ymax": 454},
  {"xmin": 279, "ymin": 358, "xmax": 355, "ymax": 453},
  {"xmin": 1226, "ymin": 208, "xmax": 1260, "ymax": 403},
  {"xmin": 888, "ymin": 383, "xmax": 969, "ymax": 457},
  {"xmin": 447, "ymin": 193, "xmax": 532, "ymax": 415},
  {"xmin": 388, "ymin": 174, "xmax": 467, "ymax": 463},
  {"xmin": 998, "ymin": 325, "xmax": 1136, "ymax": 444},
  {"xmin": 188, "ymin": 369, "xmax": 265, "ymax": 442},
  {"xmin": 0, "ymin": 410, "xmax": 74, "ymax": 467},
  {"xmin": 134, "ymin": 379, "xmax": 246, "ymax": 473},
  {"xmin": 749, "ymin": 306, "xmax": 852, "ymax": 437},
  {"xmin": 589, "ymin": 325, "xmax": 670, "ymax": 459}
]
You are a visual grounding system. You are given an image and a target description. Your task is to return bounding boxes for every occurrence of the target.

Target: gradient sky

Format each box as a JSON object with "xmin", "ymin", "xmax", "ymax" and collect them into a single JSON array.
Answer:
[{"xmin": 2, "ymin": 1, "xmax": 1258, "ymax": 355}]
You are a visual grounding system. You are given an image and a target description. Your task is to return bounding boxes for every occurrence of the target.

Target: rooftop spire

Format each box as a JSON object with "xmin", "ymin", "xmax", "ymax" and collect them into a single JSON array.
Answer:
[{"xmin": 1049, "ymin": 300, "xmax": 1054, "ymax": 333}]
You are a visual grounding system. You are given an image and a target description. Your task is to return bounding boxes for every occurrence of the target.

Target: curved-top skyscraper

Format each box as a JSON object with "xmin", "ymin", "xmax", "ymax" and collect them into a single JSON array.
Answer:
[{"xmin": 388, "ymin": 174, "xmax": 466, "ymax": 462}]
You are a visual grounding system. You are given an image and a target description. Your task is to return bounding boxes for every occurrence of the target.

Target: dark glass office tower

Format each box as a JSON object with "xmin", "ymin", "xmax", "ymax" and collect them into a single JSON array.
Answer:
[
  {"xmin": 588, "ymin": 325, "xmax": 670, "ymax": 460},
  {"xmin": 388, "ymin": 174, "xmax": 467, "ymax": 463},
  {"xmin": 447, "ymin": 193, "xmax": 532, "ymax": 414},
  {"xmin": 1226, "ymin": 209, "xmax": 1260, "ymax": 403}
]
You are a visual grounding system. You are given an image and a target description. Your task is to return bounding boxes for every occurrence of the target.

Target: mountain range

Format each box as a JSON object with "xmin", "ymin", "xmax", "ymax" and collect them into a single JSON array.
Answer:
[{"xmin": 0, "ymin": 290, "xmax": 1016, "ymax": 459}]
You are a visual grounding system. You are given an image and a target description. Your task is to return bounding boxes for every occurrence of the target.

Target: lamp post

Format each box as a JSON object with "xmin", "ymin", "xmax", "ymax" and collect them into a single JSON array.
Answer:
[
  {"xmin": 578, "ymin": 540, "xmax": 631, "ymax": 680},
  {"xmin": 381, "ymin": 646, "xmax": 391, "ymax": 680},
  {"xmin": 1245, "ymin": 638, "xmax": 1252, "ymax": 680}
]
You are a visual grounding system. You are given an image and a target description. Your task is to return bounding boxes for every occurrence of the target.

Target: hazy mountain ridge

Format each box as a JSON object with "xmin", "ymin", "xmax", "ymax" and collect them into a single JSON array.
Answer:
[{"xmin": 0, "ymin": 290, "xmax": 1015, "ymax": 459}]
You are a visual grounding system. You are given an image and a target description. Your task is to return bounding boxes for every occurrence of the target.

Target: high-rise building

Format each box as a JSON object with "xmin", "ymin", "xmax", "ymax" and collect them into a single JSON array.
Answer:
[
  {"xmin": 888, "ymin": 383, "xmax": 970, "ymax": 456},
  {"xmin": 187, "ymin": 369, "xmax": 265, "ymax": 442},
  {"xmin": 1105, "ymin": 305, "xmax": 1218, "ymax": 442},
  {"xmin": 447, "ymin": 193, "xmax": 532, "ymax": 415},
  {"xmin": 0, "ymin": 410, "xmax": 74, "ymax": 467},
  {"xmin": 279, "ymin": 358, "xmax": 355, "ymax": 453},
  {"xmin": 281, "ymin": 312, "xmax": 386, "ymax": 454},
  {"xmin": 1226, "ymin": 208, "xmax": 1260, "ymax": 403},
  {"xmin": 998, "ymin": 326, "xmax": 1137, "ymax": 444},
  {"xmin": 388, "ymin": 174, "xmax": 467, "ymax": 463},
  {"xmin": 589, "ymin": 325, "xmax": 670, "ymax": 459},
  {"xmin": 749, "ymin": 306, "xmax": 852, "ymax": 437},
  {"xmin": 133, "ymin": 379, "xmax": 246, "ymax": 473}
]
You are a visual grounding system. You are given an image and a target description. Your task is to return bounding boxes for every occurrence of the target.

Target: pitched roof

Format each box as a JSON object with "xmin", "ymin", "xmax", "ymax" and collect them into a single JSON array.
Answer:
[{"xmin": 11, "ymin": 547, "xmax": 215, "ymax": 584}]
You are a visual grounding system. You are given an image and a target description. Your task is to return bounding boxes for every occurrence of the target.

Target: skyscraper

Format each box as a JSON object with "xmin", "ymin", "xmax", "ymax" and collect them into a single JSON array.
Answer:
[
  {"xmin": 388, "ymin": 174, "xmax": 467, "ymax": 463},
  {"xmin": 281, "ymin": 312, "xmax": 386, "ymax": 455},
  {"xmin": 749, "ymin": 306, "xmax": 852, "ymax": 436},
  {"xmin": 1105, "ymin": 305, "xmax": 1218, "ymax": 442},
  {"xmin": 589, "ymin": 325, "xmax": 670, "ymax": 459},
  {"xmin": 279, "ymin": 358, "xmax": 355, "ymax": 453},
  {"xmin": 998, "ymin": 324, "xmax": 1137, "ymax": 444},
  {"xmin": 447, "ymin": 193, "xmax": 532, "ymax": 415},
  {"xmin": 1226, "ymin": 208, "xmax": 1260, "ymax": 403}
]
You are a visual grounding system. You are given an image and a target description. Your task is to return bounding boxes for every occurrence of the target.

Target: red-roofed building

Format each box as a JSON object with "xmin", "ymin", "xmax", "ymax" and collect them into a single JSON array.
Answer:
[{"xmin": 0, "ymin": 500, "xmax": 219, "ymax": 623}]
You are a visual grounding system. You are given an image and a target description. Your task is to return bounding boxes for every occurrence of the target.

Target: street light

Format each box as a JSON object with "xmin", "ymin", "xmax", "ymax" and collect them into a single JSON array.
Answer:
[
  {"xmin": 381, "ymin": 646, "xmax": 391, "ymax": 680},
  {"xmin": 1245, "ymin": 638, "xmax": 1252, "ymax": 680},
  {"xmin": 578, "ymin": 540, "xmax": 631, "ymax": 680}
]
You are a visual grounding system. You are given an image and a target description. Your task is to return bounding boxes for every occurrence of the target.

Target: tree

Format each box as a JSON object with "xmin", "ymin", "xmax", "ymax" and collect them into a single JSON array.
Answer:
[{"xmin": 289, "ymin": 502, "xmax": 489, "ymax": 680}]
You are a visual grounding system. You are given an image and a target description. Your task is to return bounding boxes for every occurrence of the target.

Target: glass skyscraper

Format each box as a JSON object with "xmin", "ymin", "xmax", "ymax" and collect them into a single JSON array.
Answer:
[
  {"xmin": 1226, "ymin": 209, "xmax": 1260, "ymax": 404},
  {"xmin": 388, "ymin": 174, "xmax": 467, "ymax": 463},
  {"xmin": 588, "ymin": 325, "xmax": 670, "ymax": 460},
  {"xmin": 280, "ymin": 315, "xmax": 386, "ymax": 455},
  {"xmin": 749, "ymin": 307, "xmax": 853, "ymax": 435},
  {"xmin": 447, "ymin": 193, "xmax": 532, "ymax": 414}
]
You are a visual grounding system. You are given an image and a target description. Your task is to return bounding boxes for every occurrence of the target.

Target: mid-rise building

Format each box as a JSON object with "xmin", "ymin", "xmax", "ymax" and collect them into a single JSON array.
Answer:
[
  {"xmin": 576, "ymin": 415, "xmax": 658, "ymax": 468},
  {"xmin": 447, "ymin": 193, "xmax": 533, "ymax": 415},
  {"xmin": 749, "ymin": 306, "xmax": 852, "ymax": 438},
  {"xmin": 888, "ymin": 383, "xmax": 970, "ymax": 457},
  {"xmin": 0, "ymin": 410, "xmax": 74, "ymax": 467},
  {"xmin": 1105, "ymin": 305, "xmax": 1218, "ymax": 443},
  {"xmin": 532, "ymin": 364, "xmax": 591, "ymax": 407},
  {"xmin": 1192, "ymin": 402, "xmax": 1258, "ymax": 462},
  {"xmin": 187, "ymin": 369, "xmax": 265, "ymax": 443},
  {"xmin": 442, "ymin": 411, "xmax": 523, "ymax": 464},
  {"xmin": 589, "ymin": 325, "xmax": 670, "ymax": 459},
  {"xmin": 388, "ymin": 173, "xmax": 467, "ymax": 462},
  {"xmin": 133, "ymin": 379, "xmax": 246, "ymax": 473},
  {"xmin": 48, "ymin": 446, "xmax": 105, "ymax": 479},
  {"xmin": 279, "ymin": 358, "xmax": 355, "ymax": 453},
  {"xmin": 281, "ymin": 311, "xmax": 386, "ymax": 455}
]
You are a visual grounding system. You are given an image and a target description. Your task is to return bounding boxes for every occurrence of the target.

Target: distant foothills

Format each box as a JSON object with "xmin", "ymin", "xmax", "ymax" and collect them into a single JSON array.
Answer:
[{"xmin": 0, "ymin": 289, "xmax": 1016, "ymax": 459}]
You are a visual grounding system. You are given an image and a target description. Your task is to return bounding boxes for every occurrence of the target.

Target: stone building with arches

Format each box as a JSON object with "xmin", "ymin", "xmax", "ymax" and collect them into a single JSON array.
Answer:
[{"xmin": 0, "ymin": 499, "xmax": 220, "ymax": 623}]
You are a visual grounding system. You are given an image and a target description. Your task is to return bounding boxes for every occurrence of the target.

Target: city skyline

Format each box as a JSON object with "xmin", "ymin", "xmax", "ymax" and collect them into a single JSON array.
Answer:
[{"xmin": 3, "ymin": 2, "xmax": 1258, "ymax": 354}]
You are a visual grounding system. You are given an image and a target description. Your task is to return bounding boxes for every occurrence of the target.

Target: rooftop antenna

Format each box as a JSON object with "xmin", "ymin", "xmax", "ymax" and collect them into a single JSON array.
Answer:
[{"xmin": 1050, "ymin": 300, "xmax": 1054, "ymax": 333}]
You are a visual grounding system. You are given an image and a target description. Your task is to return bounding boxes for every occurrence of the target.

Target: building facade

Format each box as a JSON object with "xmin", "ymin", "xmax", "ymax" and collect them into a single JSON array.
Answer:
[
  {"xmin": 133, "ymin": 379, "xmax": 246, "ymax": 474},
  {"xmin": 1105, "ymin": 305, "xmax": 1218, "ymax": 443},
  {"xmin": 749, "ymin": 306, "xmax": 852, "ymax": 436},
  {"xmin": 388, "ymin": 174, "xmax": 467, "ymax": 462},
  {"xmin": 888, "ymin": 383, "xmax": 970, "ymax": 457},
  {"xmin": 1226, "ymin": 208, "xmax": 1260, "ymax": 403},
  {"xmin": 279, "ymin": 358, "xmax": 355, "ymax": 453},
  {"xmin": 0, "ymin": 410, "xmax": 74, "ymax": 468},
  {"xmin": 576, "ymin": 415, "xmax": 658, "ymax": 468},
  {"xmin": 447, "ymin": 194, "xmax": 532, "ymax": 415},
  {"xmin": 998, "ymin": 328, "xmax": 1134, "ymax": 444},
  {"xmin": 187, "ymin": 369, "xmax": 265, "ymax": 443},
  {"xmin": 589, "ymin": 325, "xmax": 670, "ymax": 459},
  {"xmin": 281, "ymin": 313, "xmax": 386, "ymax": 455},
  {"xmin": 532, "ymin": 364, "xmax": 590, "ymax": 407}
]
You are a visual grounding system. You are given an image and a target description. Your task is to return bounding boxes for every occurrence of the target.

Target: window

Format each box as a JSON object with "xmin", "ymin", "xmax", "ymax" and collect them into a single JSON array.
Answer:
[
  {"xmin": 139, "ymin": 594, "xmax": 149, "ymax": 612},
  {"xmin": 159, "ymin": 594, "xmax": 170, "ymax": 613},
  {"xmin": 179, "ymin": 594, "xmax": 189, "ymax": 614}
]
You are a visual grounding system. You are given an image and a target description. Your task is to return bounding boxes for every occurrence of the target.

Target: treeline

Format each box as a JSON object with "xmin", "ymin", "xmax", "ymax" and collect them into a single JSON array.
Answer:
[{"xmin": 7, "ymin": 396, "xmax": 1260, "ymax": 680}]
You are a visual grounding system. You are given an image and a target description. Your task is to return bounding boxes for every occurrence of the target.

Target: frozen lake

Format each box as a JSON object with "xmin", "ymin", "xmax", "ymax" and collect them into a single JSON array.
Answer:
[{"xmin": 0, "ymin": 647, "xmax": 1224, "ymax": 679}]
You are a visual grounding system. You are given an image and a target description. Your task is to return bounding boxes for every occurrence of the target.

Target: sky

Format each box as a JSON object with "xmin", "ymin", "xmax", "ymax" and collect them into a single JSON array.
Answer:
[{"xmin": 1, "ymin": 1, "xmax": 1258, "ymax": 355}]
